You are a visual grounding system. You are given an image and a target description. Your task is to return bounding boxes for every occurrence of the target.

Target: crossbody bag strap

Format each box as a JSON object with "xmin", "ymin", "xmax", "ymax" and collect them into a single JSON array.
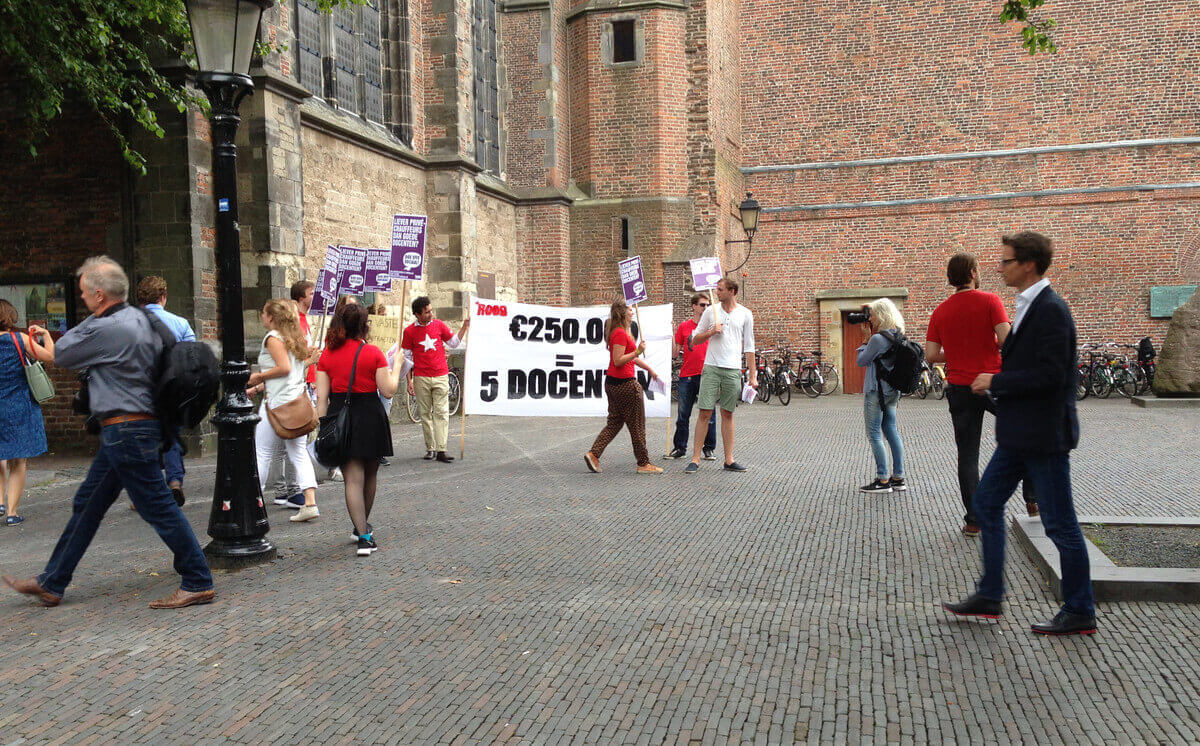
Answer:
[
  {"xmin": 344, "ymin": 341, "xmax": 366, "ymax": 394},
  {"xmin": 10, "ymin": 332, "xmax": 28, "ymax": 367}
]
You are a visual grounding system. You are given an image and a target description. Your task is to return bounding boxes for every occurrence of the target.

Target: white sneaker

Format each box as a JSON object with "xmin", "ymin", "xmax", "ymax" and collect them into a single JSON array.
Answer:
[
  {"xmin": 289, "ymin": 505, "xmax": 320, "ymax": 522},
  {"xmin": 328, "ymin": 468, "xmax": 343, "ymax": 482}
]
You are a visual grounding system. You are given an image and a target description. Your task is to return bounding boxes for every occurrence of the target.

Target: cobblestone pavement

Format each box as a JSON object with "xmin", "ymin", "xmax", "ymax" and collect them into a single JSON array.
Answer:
[{"xmin": 0, "ymin": 396, "xmax": 1197, "ymax": 744}]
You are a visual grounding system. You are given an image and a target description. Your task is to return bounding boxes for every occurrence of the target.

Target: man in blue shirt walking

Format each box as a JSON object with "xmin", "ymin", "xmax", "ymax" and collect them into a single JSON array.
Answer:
[{"xmin": 137, "ymin": 276, "xmax": 195, "ymax": 505}]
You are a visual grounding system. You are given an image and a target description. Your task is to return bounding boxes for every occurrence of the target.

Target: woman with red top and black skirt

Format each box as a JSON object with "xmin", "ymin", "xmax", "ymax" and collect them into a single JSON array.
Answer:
[
  {"xmin": 584, "ymin": 299, "xmax": 664, "ymax": 475},
  {"xmin": 316, "ymin": 303, "xmax": 401, "ymax": 556}
]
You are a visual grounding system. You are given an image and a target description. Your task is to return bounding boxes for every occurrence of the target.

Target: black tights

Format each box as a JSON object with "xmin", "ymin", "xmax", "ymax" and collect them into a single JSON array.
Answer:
[{"xmin": 342, "ymin": 458, "xmax": 379, "ymax": 536}]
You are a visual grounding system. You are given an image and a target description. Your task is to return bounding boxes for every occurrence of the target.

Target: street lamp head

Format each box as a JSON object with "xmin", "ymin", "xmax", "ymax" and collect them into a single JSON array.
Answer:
[
  {"xmin": 185, "ymin": 0, "xmax": 272, "ymax": 82},
  {"xmin": 738, "ymin": 193, "xmax": 761, "ymax": 239}
]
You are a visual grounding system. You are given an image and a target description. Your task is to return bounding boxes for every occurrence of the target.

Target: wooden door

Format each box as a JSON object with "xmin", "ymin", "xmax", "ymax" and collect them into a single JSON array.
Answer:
[{"xmin": 841, "ymin": 311, "xmax": 870, "ymax": 394}]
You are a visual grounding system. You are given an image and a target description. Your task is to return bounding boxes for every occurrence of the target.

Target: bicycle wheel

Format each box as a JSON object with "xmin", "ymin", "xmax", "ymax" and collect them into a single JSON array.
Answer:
[
  {"xmin": 801, "ymin": 369, "xmax": 821, "ymax": 398},
  {"xmin": 916, "ymin": 374, "xmax": 930, "ymax": 399},
  {"xmin": 406, "ymin": 391, "xmax": 420, "ymax": 423},
  {"xmin": 448, "ymin": 371, "xmax": 462, "ymax": 415},
  {"xmin": 759, "ymin": 375, "xmax": 772, "ymax": 403},
  {"xmin": 931, "ymin": 372, "xmax": 945, "ymax": 400},
  {"xmin": 1090, "ymin": 367, "xmax": 1113, "ymax": 399},
  {"xmin": 775, "ymin": 373, "xmax": 791, "ymax": 405},
  {"xmin": 1075, "ymin": 367, "xmax": 1090, "ymax": 400},
  {"xmin": 1129, "ymin": 365, "xmax": 1148, "ymax": 397},
  {"xmin": 819, "ymin": 365, "xmax": 840, "ymax": 395}
]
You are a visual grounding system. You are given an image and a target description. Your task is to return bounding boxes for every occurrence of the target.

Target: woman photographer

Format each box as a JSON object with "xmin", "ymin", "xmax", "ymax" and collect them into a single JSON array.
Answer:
[{"xmin": 855, "ymin": 298, "xmax": 906, "ymax": 494}]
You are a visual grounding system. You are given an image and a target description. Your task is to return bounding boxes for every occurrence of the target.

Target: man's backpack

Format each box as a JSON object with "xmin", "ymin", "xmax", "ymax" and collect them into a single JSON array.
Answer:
[
  {"xmin": 876, "ymin": 330, "xmax": 925, "ymax": 395},
  {"xmin": 139, "ymin": 309, "xmax": 221, "ymax": 445}
]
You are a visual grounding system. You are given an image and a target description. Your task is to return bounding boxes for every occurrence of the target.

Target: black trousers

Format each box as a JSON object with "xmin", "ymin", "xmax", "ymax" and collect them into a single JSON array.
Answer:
[{"xmin": 945, "ymin": 384, "xmax": 1033, "ymax": 526}]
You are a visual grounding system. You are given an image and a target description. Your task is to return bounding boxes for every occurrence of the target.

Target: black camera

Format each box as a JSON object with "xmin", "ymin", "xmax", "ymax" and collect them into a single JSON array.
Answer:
[{"xmin": 847, "ymin": 308, "xmax": 871, "ymax": 325}]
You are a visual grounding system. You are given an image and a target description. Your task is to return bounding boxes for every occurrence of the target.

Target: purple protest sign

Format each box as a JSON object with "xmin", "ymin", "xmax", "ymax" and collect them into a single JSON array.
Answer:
[
  {"xmin": 689, "ymin": 257, "xmax": 723, "ymax": 291},
  {"xmin": 618, "ymin": 256, "xmax": 648, "ymax": 305},
  {"xmin": 390, "ymin": 214, "xmax": 428, "ymax": 282},
  {"xmin": 362, "ymin": 248, "xmax": 392, "ymax": 292},
  {"xmin": 310, "ymin": 245, "xmax": 342, "ymax": 312},
  {"xmin": 336, "ymin": 246, "xmax": 369, "ymax": 295}
]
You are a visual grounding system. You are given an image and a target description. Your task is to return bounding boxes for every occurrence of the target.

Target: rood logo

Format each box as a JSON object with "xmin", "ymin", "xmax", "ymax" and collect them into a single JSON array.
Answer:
[{"xmin": 475, "ymin": 302, "xmax": 508, "ymax": 317}]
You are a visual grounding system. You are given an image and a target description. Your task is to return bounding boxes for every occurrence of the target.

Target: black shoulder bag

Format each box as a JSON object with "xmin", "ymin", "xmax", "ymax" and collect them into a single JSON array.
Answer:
[{"xmin": 313, "ymin": 342, "xmax": 365, "ymax": 468}]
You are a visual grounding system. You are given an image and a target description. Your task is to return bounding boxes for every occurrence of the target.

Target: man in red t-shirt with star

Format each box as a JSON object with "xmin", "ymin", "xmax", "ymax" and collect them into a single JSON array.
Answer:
[
  {"xmin": 926, "ymin": 253, "xmax": 1035, "ymax": 537},
  {"xmin": 667, "ymin": 293, "xmax": 717, "ymax": 460},
  {"xmin": 402, "ymin": 296, "xmax": 469, "ymax": 463}
]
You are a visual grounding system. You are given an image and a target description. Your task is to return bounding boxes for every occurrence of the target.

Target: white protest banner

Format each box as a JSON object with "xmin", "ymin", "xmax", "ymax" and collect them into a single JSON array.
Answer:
[
  {"xmin": 618, "ymin": 256, "xmax": 648, "ymax": 305},
  {"xmin": 465, "ymin": 298, "xmax": 672, "ymax": 418},
  {"xmin": 689, "ymin": 257, "xmax": 723, "ymax": 291}
]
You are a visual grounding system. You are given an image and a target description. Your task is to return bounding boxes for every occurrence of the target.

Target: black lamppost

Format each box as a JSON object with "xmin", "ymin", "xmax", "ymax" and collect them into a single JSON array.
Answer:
[{"xmin": 184, "ymin": 0, "xmax": 276, "ymax": 568}]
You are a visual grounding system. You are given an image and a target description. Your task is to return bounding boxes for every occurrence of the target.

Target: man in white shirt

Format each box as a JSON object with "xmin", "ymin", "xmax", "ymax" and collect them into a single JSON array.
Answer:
[{"xmin": 684, "ymin": 277, "xmax": 756, "ymax": 473}]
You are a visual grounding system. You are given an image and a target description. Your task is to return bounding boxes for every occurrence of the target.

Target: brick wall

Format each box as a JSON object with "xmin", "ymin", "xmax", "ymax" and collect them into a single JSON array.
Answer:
[
  {"xmin": 739, "ymin": 0, "xmax": 1200, "ymax": 361},
  {"xmin": 0, "ymin": 94, "xmax": 131, "ymax": 452}
]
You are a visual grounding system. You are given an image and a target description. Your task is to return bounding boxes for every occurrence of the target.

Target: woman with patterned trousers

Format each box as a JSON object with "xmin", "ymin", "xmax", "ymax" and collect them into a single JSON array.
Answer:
[{"xmin": 585, "ymin": 300, "xmax": 663, "ymax": 475}]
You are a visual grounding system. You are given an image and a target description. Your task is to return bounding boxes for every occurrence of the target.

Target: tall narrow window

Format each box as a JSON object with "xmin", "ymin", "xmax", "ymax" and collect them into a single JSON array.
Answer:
[
  {"xmin": 295, "ymin": 0, "xmax": 323, "ymax": 95},
  {"xmin": 621, "ymin": 218, "xmax": 631, "ymax": 255},
  {"xmin": 361, "ymin": 0, "xmax": 384, "ymax": 124},
  {"xmin": 472, "ymin": 0, "xmax": 501, "ymax": 174},
  {"xmin": 612, "ymin": 19, "xmax": 637, "ymax": 63},
  {"xmin": 387, "ymin": 0, "xmax": 414, "ymax": 145}
]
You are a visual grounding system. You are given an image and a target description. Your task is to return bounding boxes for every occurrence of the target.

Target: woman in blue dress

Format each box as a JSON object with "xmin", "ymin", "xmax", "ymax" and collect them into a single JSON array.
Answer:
[{"xmin": 0, "ymin": 299, "xmax": 48, "ymax": 526}]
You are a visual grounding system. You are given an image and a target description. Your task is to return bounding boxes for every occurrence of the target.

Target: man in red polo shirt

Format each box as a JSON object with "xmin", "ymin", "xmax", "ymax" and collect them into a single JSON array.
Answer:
[
  {"xmin": 666, "ymin": 293, "xmax": 718, "ymax": 460},
  {"xmin": 402, "ymin": 296, "xmax": 469, "ymax": 463},
  {"xmin": 926, "ymin": 253, "xmax": 1035, "ymax": 537}
]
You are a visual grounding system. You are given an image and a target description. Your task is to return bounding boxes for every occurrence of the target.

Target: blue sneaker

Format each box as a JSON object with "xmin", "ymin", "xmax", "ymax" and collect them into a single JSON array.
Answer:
[
  {"xmin": 283, "ymin": 493, "xmax": 305, "ymax": 509},
  {"xmin": 5, "ymin": 515, "xmax": 24, "ymax": 526}
]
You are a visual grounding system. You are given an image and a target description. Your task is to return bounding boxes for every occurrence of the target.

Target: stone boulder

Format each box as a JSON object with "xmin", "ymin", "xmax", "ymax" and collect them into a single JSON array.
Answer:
[{"xmin": 1153, "ymin": 289, "xmax": 1200, "ymax": 397}]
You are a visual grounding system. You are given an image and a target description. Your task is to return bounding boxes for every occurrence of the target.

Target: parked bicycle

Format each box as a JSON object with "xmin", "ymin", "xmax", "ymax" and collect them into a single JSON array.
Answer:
[
  {"xmin": 914, "ymin": 360, "xmax": 945, "ymax": 400},
  {"xmin": 406, "ymin": 367, "xmax": 462, "ymax": 422},
  {"xmin": 795, "ymin": 351, "xmax": 839, "ymax": 397}
]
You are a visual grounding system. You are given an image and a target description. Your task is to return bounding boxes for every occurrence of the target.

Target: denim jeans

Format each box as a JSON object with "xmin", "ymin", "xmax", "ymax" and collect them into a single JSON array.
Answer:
[
  {"xmin": 974, "ymin": 447, "xmax": 1094, "ymax": 617},
  {"xmin": 161, "ymin": 427, "xmax": 185, "ymax": 486},
  {"xmin": 38, "ymin": 420, "xmax": 213, "ymax": 597},
  {"xmin": 863, "ymin": 391, "xmax": 903, "ymax": 478},
  {"xmin": 945, "ymin": 385, "xmax": 1033, "ymax": 526},
  {"xmin": 673, "ymin": 374, "xmax": 716, "ymax": 452}
]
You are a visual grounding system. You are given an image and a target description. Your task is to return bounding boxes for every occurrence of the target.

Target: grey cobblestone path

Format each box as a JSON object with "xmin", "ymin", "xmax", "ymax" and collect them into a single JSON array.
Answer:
[{"xmin": 0, "ymin": 397, "xmax": 1197, "ymax": 744}]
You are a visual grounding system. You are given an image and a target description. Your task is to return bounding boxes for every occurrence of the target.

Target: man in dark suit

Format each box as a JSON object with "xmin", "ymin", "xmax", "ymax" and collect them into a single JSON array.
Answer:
[{"xmin": 942, "ymin": 232, "xmax": 1096, "ymax": 636}]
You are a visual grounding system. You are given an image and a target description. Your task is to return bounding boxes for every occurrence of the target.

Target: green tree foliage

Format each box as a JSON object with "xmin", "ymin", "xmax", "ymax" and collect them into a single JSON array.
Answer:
[
  {"xmin": 999, "ymin": 0, "xmax": 1058, "ymax": 55},
  {"xmin": 0, "ymin": 0, "xmax": 199, "ymax": 172}
]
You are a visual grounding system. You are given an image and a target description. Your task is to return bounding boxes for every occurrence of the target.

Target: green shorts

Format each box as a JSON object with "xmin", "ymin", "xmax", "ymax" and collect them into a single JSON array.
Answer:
[{"xmin": 698, "ymin": 365, "xmax": 742, "ymax": 412}]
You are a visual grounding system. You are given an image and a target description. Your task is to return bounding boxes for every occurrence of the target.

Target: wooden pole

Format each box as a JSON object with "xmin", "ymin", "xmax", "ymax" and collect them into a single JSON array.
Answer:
[{"xmin": 459, "ymin": 320, "xmax": 469, "ymax": 460}]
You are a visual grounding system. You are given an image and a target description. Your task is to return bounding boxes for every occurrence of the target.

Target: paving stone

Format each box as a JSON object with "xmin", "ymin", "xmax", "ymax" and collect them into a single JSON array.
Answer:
[{"xmin": 0, "ymin": 398, "xmax": 1197, "ymax": 742}]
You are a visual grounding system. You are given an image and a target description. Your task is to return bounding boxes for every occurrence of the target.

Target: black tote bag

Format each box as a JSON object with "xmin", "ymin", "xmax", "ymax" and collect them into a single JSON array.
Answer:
[{"xmin": 313, "ymin": 342, "xmax": 365, "ymax": 468}]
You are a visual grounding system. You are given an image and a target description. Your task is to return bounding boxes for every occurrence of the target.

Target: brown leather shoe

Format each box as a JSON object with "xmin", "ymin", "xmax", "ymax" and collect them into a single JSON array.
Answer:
[
  {"xmin": 1026, "ymin": 501, "xmax": 1040, "ymax": 517},
  {"xmin": 2, "ymin": 575, "xmax": 61, "ymax": 607},
  {"xmin": 584, "ymin": 452, "xmax": 601, "ymax": 473},
  {"xmin": 149, "ymin": 588, "xmax": 215, "ymax": 609},
  {"xmin": 636, "ymin": 464, "xmax": 664, "ymax": 475}
]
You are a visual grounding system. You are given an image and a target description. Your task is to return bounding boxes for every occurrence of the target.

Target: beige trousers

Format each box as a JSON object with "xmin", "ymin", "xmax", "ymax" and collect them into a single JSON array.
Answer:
[{"xmin": 415, "ymin": 374, "xmax": 449, "ymax": 451}]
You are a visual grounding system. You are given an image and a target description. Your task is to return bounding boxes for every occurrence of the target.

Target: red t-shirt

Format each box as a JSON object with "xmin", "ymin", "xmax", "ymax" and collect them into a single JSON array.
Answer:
[
  {"xmin": 607, "ymin": 327, "xmax": 637, "ymax": 378},
  {"xmin": 674, "ymin": 319, "xmax": 709, "ymax": 377},
  {"xmin": 298, "ymin": 311, "xmax": 316, "ymax": 385},
  {"xmin": 926, "ymin": 290, "xmax": 1010, "ymax": 385},
  {"xmin": 317, "ymin": 341, "xmax": 388, "ymax": 393},
  {"xmin": 402, "ymin": 319, "xmax": 454, "ymax": 377}
]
